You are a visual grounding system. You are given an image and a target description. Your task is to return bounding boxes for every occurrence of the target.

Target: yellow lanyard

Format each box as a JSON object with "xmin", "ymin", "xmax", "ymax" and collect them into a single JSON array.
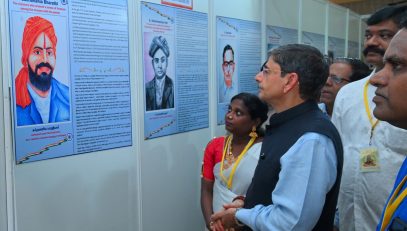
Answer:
[
  {"xmin": 380, "ymin": 175, "xmax": 407, "ymax": 231},
  {"xmin": 220, "ymin": 135, "xmax": 256, "ymax": 189},
  {"xmin": 363, "ymin": 79, "xmax": 380, "ymax": 145}
]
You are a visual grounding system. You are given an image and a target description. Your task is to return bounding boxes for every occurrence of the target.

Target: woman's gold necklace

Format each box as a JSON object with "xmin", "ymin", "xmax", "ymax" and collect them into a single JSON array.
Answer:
[
  {"xmin": 220, "ymin": 135, "xmax": 256, "ymax": 189},
  {"xmin": 224, "ymin": 138, "xmax": 235, "ymax": 168}
]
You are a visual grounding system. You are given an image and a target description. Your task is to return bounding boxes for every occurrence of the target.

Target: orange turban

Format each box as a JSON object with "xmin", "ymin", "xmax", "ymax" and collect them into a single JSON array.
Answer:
[{"xmin": 15, "ymin": 16, "xmax": 57, "ymax": 108}]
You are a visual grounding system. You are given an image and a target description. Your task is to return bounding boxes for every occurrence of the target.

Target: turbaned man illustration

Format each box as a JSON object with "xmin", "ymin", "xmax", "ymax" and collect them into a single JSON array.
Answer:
[{"xmin": 15, "ymin": 16, "xmax": 70, "ymax": 126}]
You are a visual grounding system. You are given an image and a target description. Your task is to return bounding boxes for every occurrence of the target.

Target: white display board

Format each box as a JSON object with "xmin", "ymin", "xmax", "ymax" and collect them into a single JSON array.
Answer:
[
  {"xmin": 6, "ymin": 0, "xmax": 138, "ymax": 230},
  {"xmin": 301, "ymin": 0, "xmax": 327, "ymax": 54},
  {"xmin": 0, "ymin": 17, "xmax": 8, "ymax": 230},
  {"xmin": 328, "ymin": 4, "xmax": 347, "ymax": 58},
  {"xmin": 265, "ymin": 0, "xmax": 299, "ymax": 52},
  {"xmin": 348, "ymin": 12, "xmax": 362, "ymax": 58},
  {"xmin": 1, "ymin": 0, "xmax": 14, "ymax": 230},
  {"xmin": 266, "ymin": 0, "xmax": 299, "ymax": 30},
  {"xmin": 138, "ymin": 1, "xmax": 210, "ymax": 230},
  {"xmin": 360, "ymin": 19, "xmax": 368, "ymax": 60}
]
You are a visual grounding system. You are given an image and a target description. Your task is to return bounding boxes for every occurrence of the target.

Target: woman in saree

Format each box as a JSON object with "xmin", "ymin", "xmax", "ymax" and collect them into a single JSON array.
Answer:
[{"xmin": 201, "ymin": 92, "xmax": 268, "ymax": 230}]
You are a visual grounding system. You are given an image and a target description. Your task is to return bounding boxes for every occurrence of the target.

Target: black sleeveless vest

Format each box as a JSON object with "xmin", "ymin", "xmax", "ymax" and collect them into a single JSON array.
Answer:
[{"xmin": 243, "ymin": 101, "xmax": 343, "ymax": 231}]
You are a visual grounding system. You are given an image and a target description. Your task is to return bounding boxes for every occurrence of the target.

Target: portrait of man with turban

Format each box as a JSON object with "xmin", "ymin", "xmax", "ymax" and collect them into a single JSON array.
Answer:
[
  {"xmin": 145, "ymin": 35, "xmax": 174, "ymax": 111},
  {"xmin": 15, "ymin": 16, "xmax": 70, "ymax": 126}
]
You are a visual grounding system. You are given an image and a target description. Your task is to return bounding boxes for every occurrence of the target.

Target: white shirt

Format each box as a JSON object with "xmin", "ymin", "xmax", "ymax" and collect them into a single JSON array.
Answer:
[
  {"xmin": 318, "ymin": 103, "xmax": 329, "ymax": 117},
  {"xmin": 155, "ymin": 76, "xmax": 166, "ymax": 108},
  {"xmin": 219, "ymin": 79, "xmax": 237, "ymax": 104},
  {"xmin": 332, "ymin": 73, "xmax": 407, "ymax": 231}
]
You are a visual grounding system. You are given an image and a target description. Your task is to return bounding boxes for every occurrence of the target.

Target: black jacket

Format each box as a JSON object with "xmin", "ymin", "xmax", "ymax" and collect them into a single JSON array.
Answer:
[
  {"xmin": 145, "ymin": 75, "xmax": 174, "ymax": 111},
  {"xmin": 243, "ymin": 101, "xmax": 343, "ymax": 231}
]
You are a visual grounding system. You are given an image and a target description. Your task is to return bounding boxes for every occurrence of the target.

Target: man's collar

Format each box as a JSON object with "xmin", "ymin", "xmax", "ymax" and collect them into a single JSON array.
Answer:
[{"xmin": 267, "ymin": 100, "xmax": 318, "ymax": 129}]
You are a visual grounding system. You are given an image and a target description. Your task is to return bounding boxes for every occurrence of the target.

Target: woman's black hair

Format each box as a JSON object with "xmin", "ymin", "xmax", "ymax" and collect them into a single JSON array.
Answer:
[{"xmin": 230, "ymin": 92, "xmax": 269, "ymax": 135}]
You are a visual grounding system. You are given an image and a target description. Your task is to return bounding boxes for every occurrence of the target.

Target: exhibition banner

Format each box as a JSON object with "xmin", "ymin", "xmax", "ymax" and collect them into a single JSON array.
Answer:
[
  {"xmin": 9, "ymin": 0, "xmax": 132, "ymax": 163},
  {"xmin": 216, "ymin": 16, "xmax": 261, "ymax": 125},
  {"xmin": 141, "ymin": 2, "xmax": 209, "ymax": 139}
]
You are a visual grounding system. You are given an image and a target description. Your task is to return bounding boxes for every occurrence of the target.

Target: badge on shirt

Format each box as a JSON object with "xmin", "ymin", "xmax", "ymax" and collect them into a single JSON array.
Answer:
[{"xmin": 359, "ymin": 147, "xmax": 380, "ymax": 172}]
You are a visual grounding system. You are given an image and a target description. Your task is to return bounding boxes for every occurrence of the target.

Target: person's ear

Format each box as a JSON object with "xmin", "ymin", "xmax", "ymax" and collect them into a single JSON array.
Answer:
[
  {"xmin": 254, "ymin": 118, "xmax": 261, "ymax": 128},
  {"xmin": 283, "ymin": 73, "xmax": 299, "ymax": 94}
]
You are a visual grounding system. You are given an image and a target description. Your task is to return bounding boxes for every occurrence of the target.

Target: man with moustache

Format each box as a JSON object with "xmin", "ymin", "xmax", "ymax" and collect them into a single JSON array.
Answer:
[
  {"xmin": 15, "ymin": 16, "xmax": 70, "ymax": 126},
  {"xmin": 331, "ymin": 6, "xmax": 407, "ymax": 231},
  {"xmin": 371, "ymin": 20, "xmax": 407, "ymax": 231}
]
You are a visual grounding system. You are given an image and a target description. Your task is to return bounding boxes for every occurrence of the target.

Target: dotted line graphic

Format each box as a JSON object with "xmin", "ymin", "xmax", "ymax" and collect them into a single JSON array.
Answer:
[
  {"xmin": 142, "ymin": 2, "xmax": 174, "ymax": 23},
  {"xmin": 17, "ymin": 134, "xmax": 72, "ymax": 164},
  {"xmin": 145, "ymin": 119, "xmax": 176, "ymax": 140}
]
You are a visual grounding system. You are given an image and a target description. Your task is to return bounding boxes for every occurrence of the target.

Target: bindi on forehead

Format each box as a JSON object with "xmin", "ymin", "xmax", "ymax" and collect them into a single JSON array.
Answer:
[
  {"xmin": 43, "ymin": 33, "xmax": 46, "ymax": 48},
  {"xmin": 33, "ymin": 33, "xmax": 52, "ymax": 49}
]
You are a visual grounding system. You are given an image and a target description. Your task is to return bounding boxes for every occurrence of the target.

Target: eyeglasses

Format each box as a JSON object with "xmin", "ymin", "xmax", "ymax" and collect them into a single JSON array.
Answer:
[
  {"xmin": 328, "ymin": 75, "xmax": 350, "ymax": 84},
  {"xmin": 260, "ymin": 61, "xmax": 287, "ymax": 76},
  {"xmin": 262, "ymin": 68, "xmax": 285, "ymax": 76},
  {"xmin": 222, "ymin": 60, "xmax": 235, "ymax": 68}
]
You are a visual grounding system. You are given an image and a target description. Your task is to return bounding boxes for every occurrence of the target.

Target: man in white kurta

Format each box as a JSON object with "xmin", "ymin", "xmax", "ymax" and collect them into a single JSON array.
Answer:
[
  {"xmin": 332, "ymin": 72, "xmax": 407, "ymax": 231},
  {"xmin": 332, "ymin": 5, "xmax": 407, "ymax": 231}
]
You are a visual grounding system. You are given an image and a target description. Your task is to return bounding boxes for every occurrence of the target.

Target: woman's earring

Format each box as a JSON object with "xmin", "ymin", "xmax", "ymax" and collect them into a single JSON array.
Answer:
[{"xmin": 249, "ymin": 126, "xmax": 258, "ymax": 138}]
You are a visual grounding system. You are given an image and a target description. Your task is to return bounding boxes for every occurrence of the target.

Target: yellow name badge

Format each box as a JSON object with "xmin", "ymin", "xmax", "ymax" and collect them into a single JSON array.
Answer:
[{"xmin": 360, "ymin": 147, "xmax": 380, "ymax": 172}]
